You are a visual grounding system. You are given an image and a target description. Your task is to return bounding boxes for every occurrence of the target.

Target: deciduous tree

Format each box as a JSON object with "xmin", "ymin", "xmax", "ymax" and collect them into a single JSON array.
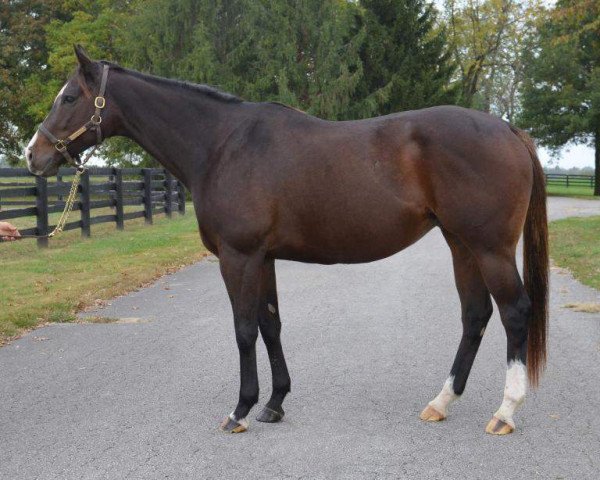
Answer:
[
  {"xmin": 444, "ymin": 0, "xmax": 540, "ymax": 120},
  {"xmin": 0, "ymin": 0, "xmax": 70, "ymax": 164},
  {"xmin": 519, "ymin": 0, "xmax": 600, "ymax": 194}
]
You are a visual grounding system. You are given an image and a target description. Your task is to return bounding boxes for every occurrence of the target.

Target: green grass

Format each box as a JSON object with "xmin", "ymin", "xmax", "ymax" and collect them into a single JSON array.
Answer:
[
  {"xmin": 549, "ymin": 215, "xmax": 600, "ymax": 291},
  {"xmin": 546, "ymin": 184, "xmax": 597, "ymax": 199},
  {"xmin": 0, "ymin": 206, "xmax": 206, "ymax": 343}
]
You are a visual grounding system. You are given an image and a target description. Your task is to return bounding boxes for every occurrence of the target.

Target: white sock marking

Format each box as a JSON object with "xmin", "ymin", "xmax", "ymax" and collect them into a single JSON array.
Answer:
[
  {"xmin": 429, "ymin": 376, "xmax": 459, "ymax": 416},
  {"xmin": 494, "ymin": 360, "xmax": 527, "ymax": 428}
]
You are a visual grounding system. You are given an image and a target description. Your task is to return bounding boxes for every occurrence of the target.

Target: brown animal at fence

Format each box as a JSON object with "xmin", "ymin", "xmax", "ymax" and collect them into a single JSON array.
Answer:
[{"xmin": 25, "ymin": 46, "xmax": 548, "ymax": 435}]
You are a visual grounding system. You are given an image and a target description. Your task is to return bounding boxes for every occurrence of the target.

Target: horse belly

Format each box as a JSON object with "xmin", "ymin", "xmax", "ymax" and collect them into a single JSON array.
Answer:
[{"xmin": 272, "ymin": 200, "xmax": 434, "ymax": 264}]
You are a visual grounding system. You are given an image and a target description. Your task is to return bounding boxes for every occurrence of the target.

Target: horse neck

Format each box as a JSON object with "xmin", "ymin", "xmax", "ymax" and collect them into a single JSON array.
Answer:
[{"xmin": 109, "ymin": 70, "xmax": 243, "ymax": 186}]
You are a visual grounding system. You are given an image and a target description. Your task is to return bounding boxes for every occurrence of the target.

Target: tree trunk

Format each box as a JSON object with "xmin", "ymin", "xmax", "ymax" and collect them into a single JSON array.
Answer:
[{"xmin": 595, "ymin": 128, "xmax": 600, "ymax": 197}]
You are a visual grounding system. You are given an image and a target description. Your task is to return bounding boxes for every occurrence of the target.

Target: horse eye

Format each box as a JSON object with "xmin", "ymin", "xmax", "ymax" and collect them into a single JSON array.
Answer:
[{"xmin": 63, "ymin": 95, "xmax": 76, "ymax": 104}]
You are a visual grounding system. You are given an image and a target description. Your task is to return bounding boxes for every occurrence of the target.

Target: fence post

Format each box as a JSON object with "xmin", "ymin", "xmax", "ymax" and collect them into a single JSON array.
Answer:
[
  {"xmin": 164, "ymin": 170, "xmax": 173, "ymax": 218},
  {"xmin": 57, "ymin": 172, "xmax": 64, "ymax": 204},
  {"xmin": 80, "ymin": 170, "xmax": 91, "ymax": 237},
  {"xmin": 143, "ymin": 168, "xmax": 153, "ymax": 224},
  {"xmin": 114, "ymin": 167, "xmax": 124, "ymax": 230},
  {"xmin": 35, "ymin": 176, "xmax": 49, "ymax": 248},
  {"xmin": 177, "ymin": 181, "xmax": 186, "ymax": 214},
  {"xmin": 566, "ymin": 175, "xmax": 569, "ymax": 188}
]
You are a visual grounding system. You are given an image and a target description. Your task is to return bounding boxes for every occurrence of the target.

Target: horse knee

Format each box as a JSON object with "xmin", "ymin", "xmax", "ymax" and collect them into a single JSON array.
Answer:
[{"xmin": 235, "ymin": 325, "xmax": 258, "ymax": 352}]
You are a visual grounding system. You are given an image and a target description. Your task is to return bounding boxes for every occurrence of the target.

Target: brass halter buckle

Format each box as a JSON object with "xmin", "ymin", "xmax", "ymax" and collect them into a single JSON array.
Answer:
[{"xmin": 94, "ymin": 96, "xmax": 106, "ymax": 109}]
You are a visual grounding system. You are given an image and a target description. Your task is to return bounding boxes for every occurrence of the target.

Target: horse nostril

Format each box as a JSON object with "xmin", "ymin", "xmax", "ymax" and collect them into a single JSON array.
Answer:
[{"xmin": 26, "ymin": 148, "xmax": 33, "ymax": 162}]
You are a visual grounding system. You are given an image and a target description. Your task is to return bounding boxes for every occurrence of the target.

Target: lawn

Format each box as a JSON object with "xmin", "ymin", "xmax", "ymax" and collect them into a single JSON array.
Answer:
[
  {"xmin": 549, "ymin": 215, "xmax": 600, "ymax": 291},
  {"xmin": 0, "ymin": 207, "xmax": 207, "ymax": 344},
  {"xmin": 546, "ymin": 184, "xmax": 596, "ymax": 198}
]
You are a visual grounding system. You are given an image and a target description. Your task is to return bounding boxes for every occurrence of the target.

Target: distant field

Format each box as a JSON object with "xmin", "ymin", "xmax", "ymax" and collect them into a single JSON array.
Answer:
[
  {"xmin": 0, "ymin": 205, "xmax": 205, "ymax": 344},
  {"xmin": 546, "ymin": 184, "xmax": 596, "ymax": 198}
]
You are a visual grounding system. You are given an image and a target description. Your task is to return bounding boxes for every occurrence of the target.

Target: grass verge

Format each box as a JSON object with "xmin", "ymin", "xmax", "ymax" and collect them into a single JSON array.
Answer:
[
  {"xmin": 0, "ymin": 207, "xmax": 206, "ymax": 344},
  {"xmin": 546, "ymin": 184, "xmax": 597, "ymax": 198},
  {"xmin": 549, "ymin": 215, "xmax": 600, "ymax": 291}
]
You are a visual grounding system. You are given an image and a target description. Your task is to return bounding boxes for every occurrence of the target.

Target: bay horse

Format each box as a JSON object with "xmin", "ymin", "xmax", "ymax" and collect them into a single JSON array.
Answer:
[{"xmin": 26, "ymin": 46, "xmax": 548, "ymax": 435}]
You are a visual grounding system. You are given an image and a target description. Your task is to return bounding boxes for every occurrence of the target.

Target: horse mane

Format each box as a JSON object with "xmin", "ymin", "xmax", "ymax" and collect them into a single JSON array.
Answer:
[{"xmin": 100, "ymin": 61, "xmax": 243, "ymax": 104}]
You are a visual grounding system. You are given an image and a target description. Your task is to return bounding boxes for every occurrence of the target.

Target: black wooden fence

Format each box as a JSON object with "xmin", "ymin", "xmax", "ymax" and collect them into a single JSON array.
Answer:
[
  {"xmin": 0, "ymin": 167, "xmax": 186, "ymax": 247},
  {"xmin": 545, "ymin": 173, "xmax": 595, "ymax": 189}
]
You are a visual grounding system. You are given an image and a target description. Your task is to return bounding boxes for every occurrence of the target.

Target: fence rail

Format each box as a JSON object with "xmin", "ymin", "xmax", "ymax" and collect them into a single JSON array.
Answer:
[
  {"xmin": 545, "ymin": 173, "xmax": 595, "ymax": 188},
  {"xmin": 0, "ymin": 167, "xmax": 186, "ymax": 247}
]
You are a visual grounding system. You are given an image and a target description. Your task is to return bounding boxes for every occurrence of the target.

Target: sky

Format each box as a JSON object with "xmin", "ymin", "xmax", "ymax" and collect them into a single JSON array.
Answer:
[{"xmin": 538, "ymin": 144, "xmax": 594, "ymax": 169}]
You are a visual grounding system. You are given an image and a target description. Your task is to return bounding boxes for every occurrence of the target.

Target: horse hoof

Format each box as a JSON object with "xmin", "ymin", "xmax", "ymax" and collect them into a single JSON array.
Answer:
[
  {"xmin": 485, "ymin": 416, "xmax": 514, "ymax": 435},
  {"xmin": 256, "ymin": 406, "xmax": 284, "ymax": 423},
  {"xmin": 419, "ymin": 405, "xmax": 446, "ymax": 422},
  {"xmin": 219, "ymin": 415, "xmax": 248, "ymax": 433}
]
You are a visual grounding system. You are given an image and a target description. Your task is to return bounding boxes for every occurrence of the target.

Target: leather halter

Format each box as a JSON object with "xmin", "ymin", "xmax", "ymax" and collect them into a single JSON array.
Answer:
[{"xmin": 38, "ymin": 64, "xmax": 110, "ymax": 169}]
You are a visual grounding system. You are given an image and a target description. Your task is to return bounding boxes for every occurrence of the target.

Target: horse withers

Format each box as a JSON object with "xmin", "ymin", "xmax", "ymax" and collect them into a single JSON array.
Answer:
[{"xmin": 25, "ymin": 46, "xmax": 548, "ymax": 435}]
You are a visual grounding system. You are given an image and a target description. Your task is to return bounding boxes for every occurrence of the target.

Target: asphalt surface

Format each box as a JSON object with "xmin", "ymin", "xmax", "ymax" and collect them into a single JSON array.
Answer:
[{"xmin": 1, "ymin": 197, "xmax": 599, "ymax": 480}]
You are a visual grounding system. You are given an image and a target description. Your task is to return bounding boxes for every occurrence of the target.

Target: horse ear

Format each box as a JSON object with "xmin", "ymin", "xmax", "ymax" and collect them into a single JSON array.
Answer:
[
  {"xmin": 74, "ymin": 44, "xmax": 99, "ymax": 83},
  {"xmin": 74, "ymin": 44, "xmax": 93, "ymax": 67}
]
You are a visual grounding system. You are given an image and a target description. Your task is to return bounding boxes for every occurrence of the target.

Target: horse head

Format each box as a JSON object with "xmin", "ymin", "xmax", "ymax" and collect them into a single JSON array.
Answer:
[{"xmin": 25, "ymin": 45, "xmax": 114, "ymax": 176}]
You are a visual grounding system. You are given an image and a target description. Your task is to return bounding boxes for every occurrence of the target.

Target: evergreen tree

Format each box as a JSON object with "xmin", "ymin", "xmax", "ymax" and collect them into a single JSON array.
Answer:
[
  {"xmin": 219, "ymin": 0, "xmax": 364, "ymax": 119},
  {"xmin": 120, "ymin": 0, "xmax": 364, "ymax": 120},
  {"xmin": 352, "ymin": 0, "xmax": 456, "ymax": 118}
]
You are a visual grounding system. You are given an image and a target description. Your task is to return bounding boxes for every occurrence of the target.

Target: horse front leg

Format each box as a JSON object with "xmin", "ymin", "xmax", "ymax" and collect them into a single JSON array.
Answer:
[
  {"xmin": 256, "ymin": 259, "xmax": 291, "ymax": 423},
  {"xmin": 218, "ymin": 245, "xmax": 265, "ymax": 433}
]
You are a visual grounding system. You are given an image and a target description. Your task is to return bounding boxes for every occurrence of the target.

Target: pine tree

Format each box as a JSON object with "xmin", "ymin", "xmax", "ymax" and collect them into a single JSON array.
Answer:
[{"xmin": 351, "ymin": 0, "xmax": 456, "ymax": 118}]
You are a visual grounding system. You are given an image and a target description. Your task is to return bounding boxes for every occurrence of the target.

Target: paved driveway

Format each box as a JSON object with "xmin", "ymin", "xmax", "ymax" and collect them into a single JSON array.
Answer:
[{"xmin": 1, "ymin": 197, "xmax": 599, "ymax": 479}]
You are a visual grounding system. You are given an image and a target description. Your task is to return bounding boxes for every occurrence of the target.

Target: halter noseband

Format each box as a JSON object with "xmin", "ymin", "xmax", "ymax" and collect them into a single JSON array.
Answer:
[{"xmin": 38, "ymin": 64, "xmax": 110, "ymax": 169}]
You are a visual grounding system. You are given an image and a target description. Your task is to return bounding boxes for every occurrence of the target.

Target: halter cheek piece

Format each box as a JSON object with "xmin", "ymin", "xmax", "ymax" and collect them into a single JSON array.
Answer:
[{"xmin": 38, "ymin": 64, "xmax": 110, "ymax": 169}]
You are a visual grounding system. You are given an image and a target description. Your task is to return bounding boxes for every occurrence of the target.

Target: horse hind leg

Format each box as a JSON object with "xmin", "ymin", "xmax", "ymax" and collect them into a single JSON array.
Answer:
[
  {"xmin": 420, "ymin": 232, "xmax": 493, "ymax": 422},
  {"xmin": 475, "ymin": 251, "xmax": 530, "ymax": 435}
]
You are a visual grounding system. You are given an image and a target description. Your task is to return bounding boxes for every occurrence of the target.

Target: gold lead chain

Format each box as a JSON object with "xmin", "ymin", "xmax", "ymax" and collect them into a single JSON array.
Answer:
[{"xmin": 48, "ymin": 169, "xmax": 84, "ymax": 238}]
